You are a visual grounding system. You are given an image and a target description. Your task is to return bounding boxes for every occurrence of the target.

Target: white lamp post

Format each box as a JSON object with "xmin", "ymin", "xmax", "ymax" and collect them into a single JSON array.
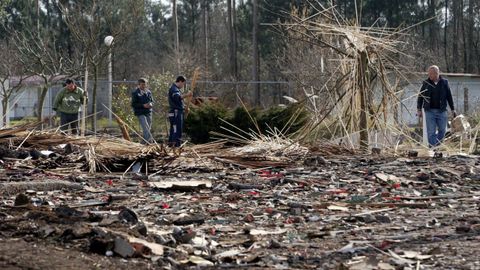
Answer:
[{"xmin": 104, "ymin": 35, "xmax": 114, "ymax": 126}]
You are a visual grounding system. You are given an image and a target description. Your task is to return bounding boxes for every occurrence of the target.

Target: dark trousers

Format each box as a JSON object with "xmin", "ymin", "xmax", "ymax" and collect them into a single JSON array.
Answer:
[
  {"xmin": 168, "ymin": 109, "xmax": 183, "ymax": 147},
  {"xmin": 60, "ymin": 112, "xmax": 79, "ymax": 135}
]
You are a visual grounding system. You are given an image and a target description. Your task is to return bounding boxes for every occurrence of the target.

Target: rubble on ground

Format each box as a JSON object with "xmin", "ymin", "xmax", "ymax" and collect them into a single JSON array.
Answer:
[{"xmin": 0, "ymin": 128, "xmax": 479, "ymax": 269}]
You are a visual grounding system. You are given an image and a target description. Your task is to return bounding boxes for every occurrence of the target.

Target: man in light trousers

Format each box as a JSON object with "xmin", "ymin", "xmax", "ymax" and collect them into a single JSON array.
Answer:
[
  {"xmin": 131, "ymin": 78, "xmax": 154, "ymax": 144},
  {"xmin": 417, "ymin": 65, "xmax": 456, "ymax": 148}
]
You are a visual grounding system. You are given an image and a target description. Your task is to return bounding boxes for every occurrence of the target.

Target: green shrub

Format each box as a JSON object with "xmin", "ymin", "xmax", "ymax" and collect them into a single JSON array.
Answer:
[
  {"xmin": 258, "ymin": 103, "xmax": 308, "ymax": 135},
  {"xmin": 113, "ymin": 84, "xmax": 137, "ymax": 129},
  {"xmin": 184, "ymin": 102, "xmax": 228, "ymax": 143},
  {"xmin": 229, "ymin": 107, "xmax": 259, "ymax": 134},
  {"xmin": 184, "ymin": 102, "xmax": 309, "ymax": 144}
]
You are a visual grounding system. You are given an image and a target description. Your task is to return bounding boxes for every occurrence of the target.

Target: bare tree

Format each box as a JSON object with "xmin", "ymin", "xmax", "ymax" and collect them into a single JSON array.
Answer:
[
  {"xmin": 466, "ymin": 0, "xmax": 476, "ymax": 73},
  {"xmin": 428, "ymin": 0, "xmax": 440, "ymax": 54},
  {"xmin": 202, "ymin": 0, "xmax": 209, "ymax": 78},
  {"xmin": 14, "ymin": 28, "xmax": 78, "ymax": 124},
  {"xmin": 252, "ymin": 0, "xmax": 260, "ymax": 107},
  {"xmin": 444, "ymin": 0, "xmax": 448, "ymax": 70},
  {"xmin": 0, "ymin": 43, "xmax": 29, "ymax": 127},
  {"xmin": 227, "ymin": 0, "xmax": 238, "ymax": 79},
  {"xmin": 451, "ymin": 0, "xmax": 460, "ymax": 72},
  {"xmin": 59, "ymin": 0, "xmax": 144, "ymax": 132},
  {"xmin": 173, "ymin": 0, "xmax": 180, "ymax": 73}
]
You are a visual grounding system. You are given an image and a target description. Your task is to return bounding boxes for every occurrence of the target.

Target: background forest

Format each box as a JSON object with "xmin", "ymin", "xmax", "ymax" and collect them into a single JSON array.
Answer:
[
  {"xmin": 0, "ymin": 0, "xmax": 479, "ymax": 142},
  {"xmin": 1, "ymin": 0, "xmax": 478, "ymax": 86}
]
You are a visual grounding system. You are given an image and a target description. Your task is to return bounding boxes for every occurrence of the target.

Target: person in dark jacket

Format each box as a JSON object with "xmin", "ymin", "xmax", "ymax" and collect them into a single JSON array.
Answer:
[
  {"xmin": 131, "ymin": 78, "xmax": 154, "ymax": 144},
  {"xmin": 417, "ymin": 65, "xmax": 457, "ymax": 147},
  {"xmin": 168, "ymin": 76, "xmax": 192, "ymax": 147}
]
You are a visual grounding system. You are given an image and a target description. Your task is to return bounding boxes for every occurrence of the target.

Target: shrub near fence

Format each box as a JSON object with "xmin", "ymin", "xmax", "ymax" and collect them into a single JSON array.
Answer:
[{"xmin": 185, "ymin": 102, "xmax": 309, "ymax": 144}]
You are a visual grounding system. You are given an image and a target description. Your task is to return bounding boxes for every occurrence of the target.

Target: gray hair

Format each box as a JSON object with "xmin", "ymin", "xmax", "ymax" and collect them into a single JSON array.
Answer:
[{"xmin": 428, "ymin": 65, "xmax": 440, "ymax": 74}]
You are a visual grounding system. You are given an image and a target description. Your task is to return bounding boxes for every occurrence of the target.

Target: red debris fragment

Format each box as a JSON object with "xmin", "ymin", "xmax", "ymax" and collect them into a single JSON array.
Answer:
[{"xmin": 244, "ymin": 213, "xmax": 255, "ymax": 222}]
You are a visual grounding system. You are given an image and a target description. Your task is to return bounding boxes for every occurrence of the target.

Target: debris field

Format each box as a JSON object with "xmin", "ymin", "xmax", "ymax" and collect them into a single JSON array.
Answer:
[{"xmin": 0, "ymin": 126, "xmax": 479, "ymax": 269}]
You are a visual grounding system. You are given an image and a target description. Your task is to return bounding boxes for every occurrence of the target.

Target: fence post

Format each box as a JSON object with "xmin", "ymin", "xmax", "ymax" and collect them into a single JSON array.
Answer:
[{"xmin": 464, "ymin": 87, "xmax": 469, "ymax": 114}]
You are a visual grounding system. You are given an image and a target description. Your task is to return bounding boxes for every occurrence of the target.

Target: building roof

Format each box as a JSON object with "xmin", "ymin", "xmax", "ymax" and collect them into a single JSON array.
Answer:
[
  {"xmin": 415, "ymin": 72, "xmax": 480, "ymax": 78},
  {"xmin": 9, "ymin": 75, "xmax": 68, "ymax": 87}
]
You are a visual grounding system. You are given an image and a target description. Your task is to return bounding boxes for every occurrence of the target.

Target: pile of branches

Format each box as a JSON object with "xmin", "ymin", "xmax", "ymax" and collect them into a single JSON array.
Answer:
[
  {"xmin": 0, "ymin": 122, "xmax": 168, "ymax": 173},
  {"xmin": 275, "ymin": 3, "xmax": 419, "ymax": 149}
]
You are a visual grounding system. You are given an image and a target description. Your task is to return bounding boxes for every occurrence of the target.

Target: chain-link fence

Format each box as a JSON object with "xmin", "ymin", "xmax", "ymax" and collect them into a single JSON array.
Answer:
[
  {"xmin": 6, "ymin": 77, "xmax": 480, "ymax": 130},
  {"xmin": 3, "ymin": 79, "xmax": 294, "ymax": 128}
]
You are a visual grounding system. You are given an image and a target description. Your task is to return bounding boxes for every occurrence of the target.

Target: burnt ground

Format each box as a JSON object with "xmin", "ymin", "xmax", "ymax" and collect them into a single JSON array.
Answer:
[
  {"xmin": 0, "ymin": 238, "xmax": 151, "ymax": 270},
  {"xmin": 0, "ymin": 149, "xmax": 480, "ymax": 269}
]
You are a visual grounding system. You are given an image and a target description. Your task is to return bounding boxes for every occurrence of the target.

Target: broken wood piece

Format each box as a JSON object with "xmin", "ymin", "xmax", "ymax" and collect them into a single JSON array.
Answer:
[
  {"xmin": 173, "ymin": 215, "xmax": 205, "ymax": 226},
  {"xmin": 103, "ymin": 228, "xmax": 165, "ymax": 256},
  {"xmin": 108, "ymin": 194, "xmax": 131, "ymax": 201},
  {"xmin": 249, "ymin": 228, "xmax": 287, "ymax": 235},
  {"xmin": 69, "ymin": 199, "xmax": 109, "ymax": 208},
  {"xmin": 327, "ymin": 204, "xmax": 350, "ymax": 211},
  {"xmin": 84, "ymin": 186, "xmax": 105, "ymax": 193},
  {"xmin": 399, "ymin": 194, "xmax": 475, "ymax": 200},
  {"xmin": 228, "ymin": 182, "xmax": 263, "ymax": 190},
  {"xmin": 283, "ymin": 178, "xmax": 310, "ymax": 186},
  {"xmin": 149, "ymin": 180, "xmax": 212, "ymax": 191},
  {"xmin": 184, "ymin": 256, "xmax": 214, "ymax": 266},
  {"xmin": 113, "ymin": 113, "xmax": 131, "ymax": 141},
  {"xmin": 287, "ymin": 202, "xmax": 311, "ymax": 210},
  {"xmin": 314, "ymin": 202, "xmax": 429, "ymax": 209},
  {"xmin": 375, "ymin": 173, "xmax": 401, "ymax": 183},
  {"xmin": 353, "ymin": 208, "xmax": 394, "ymax": 216},
  {"xmin": 352, "ymin": 202, "xmax": 430, "ymax": 209}
]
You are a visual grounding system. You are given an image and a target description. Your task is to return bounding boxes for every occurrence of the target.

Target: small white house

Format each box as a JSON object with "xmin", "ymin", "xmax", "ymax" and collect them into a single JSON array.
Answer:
[
  {"xmin": 0, "ymin": 76, "xmax": 120, "ymax": 127},
  {"xmin": 0, "ymin": 75, "xmax": 66, "ymax": 126}
]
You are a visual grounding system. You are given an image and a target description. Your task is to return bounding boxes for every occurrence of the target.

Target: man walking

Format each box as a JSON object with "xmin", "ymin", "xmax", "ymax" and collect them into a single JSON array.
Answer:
[
  {"xmin": 53, "ymin": 79, "xmax": 86, "ymax": 135},
  {"xmin": 417, "ymin": 65, "xmax": 456, "ymax": 147},
  {"xmin": 168, "ymin": 76, "xmax": 192, "ymax": 147},
  {"xmin": 131, "ymin": 78, "xmax": 154, "ymax": 144}
]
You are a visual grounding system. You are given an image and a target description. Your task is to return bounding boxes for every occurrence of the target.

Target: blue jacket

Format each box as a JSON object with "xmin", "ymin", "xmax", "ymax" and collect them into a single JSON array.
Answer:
[
  {"xmin": 417, "ymin": 76, "xmax": 454, "ymax": 111},
  {"xmin": 131, "ymin": 88, "xmax": 153, "ymax": 116},
  {"xmin": 168, "ymin": 83, "xmax": 184, "ymax": 111}
]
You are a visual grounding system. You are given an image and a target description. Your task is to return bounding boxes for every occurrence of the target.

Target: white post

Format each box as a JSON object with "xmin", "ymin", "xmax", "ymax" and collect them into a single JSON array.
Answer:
[
  {"xmin": 104, "ymin": 36, "xmax": 114, "ymax": 126},
  {"xmin": 81, "ymin": 65, "xmax": 88, "ymax": 136},
  {"xmin": 422, "ymin": 108, "xmax": 428, "ymax": 147},
  {"xmin": 107, "ymin": 50, "xmax": 112, "ymax": 125},
  {"xmin": 3, "ymin": 99, "xmax": 9, "ymax": 127}
]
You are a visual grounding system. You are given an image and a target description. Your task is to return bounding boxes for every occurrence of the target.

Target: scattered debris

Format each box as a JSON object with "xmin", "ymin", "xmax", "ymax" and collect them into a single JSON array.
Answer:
[{"xmin": 0, "ymin": 128, "xmax": 478, "ymax": 268}]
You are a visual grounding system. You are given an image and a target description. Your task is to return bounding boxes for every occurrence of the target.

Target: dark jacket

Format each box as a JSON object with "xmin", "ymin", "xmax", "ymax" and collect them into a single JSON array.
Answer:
[
  {"xmin": 168, "ymin": 83, "xmax": 183, "ymax": 111},
  {"xmin": 417, "ymin": 76, "xmax": 454, "ymax": 111},
  {"xmin": 131, "ymin": 88, "xmax": 153, "ymax": 116}
]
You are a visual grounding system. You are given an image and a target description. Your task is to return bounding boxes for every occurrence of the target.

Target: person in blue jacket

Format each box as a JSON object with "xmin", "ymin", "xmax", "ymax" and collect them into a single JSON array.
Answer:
[
  {"xmin": 131, "ymin": 78, "xmax": 154, "ymax": 144},
  {"xmin": 168, "ymin": 76, "xmax": 192, "ymax": 147},
  {"xmin": 417, "ymin": 65, "xmax": 457, "ymax": 147}
]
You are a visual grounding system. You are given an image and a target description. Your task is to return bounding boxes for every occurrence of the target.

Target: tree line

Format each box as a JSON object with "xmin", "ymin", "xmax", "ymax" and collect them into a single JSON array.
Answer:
[{"xmin": 0, "ymin": 0, "xmax": 478, "ymax": 124}]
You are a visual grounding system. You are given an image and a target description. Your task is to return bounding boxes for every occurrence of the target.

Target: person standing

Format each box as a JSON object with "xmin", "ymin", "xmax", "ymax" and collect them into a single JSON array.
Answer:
[
  {"xmin": 131, "ymin": 78, "xmax": 154, "ymax": 144},
  {"xmin": 53, "ymin": 79, "xmax": 86, "ymax": 135},
  {"xmin": 168, "ymin": 76, "xmax": 192, "ymax": 147},
  {"xmin": 417, "ymin": 65, "xmax": 456, "ymax": 148}
]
